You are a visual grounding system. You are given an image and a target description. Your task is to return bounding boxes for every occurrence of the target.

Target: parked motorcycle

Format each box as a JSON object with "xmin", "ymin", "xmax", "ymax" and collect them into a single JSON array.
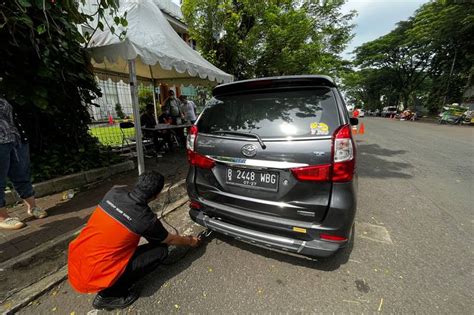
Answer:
[
  {"xmin": 460, "ymin": 110, "xmax": 474, "ymax": 125},
  {"xmin": 439, "ymin": 104, "xmax": 466, "ymax": 125},
  {"xmin": 439, "ymin": 111, "xmax": 463, "ymax": 124}
]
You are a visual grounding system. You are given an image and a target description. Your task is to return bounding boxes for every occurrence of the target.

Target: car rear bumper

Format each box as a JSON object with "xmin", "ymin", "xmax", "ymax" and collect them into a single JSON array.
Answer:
[
  {"xmin": 190, "ymin": 208, "xmax": 344, "ymax": 258},
  {"xmin": 187, "ymin": 168, "xmax": 357, "ymax": 258}
]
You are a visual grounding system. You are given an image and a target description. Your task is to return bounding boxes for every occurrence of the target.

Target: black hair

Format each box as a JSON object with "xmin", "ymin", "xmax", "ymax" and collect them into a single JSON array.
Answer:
[
  {"xmin": 132, "ymin": 171, "xmax": 165, "ymax": 200},
  {"xmin": 146, "ymin": 103, "xmax": 154, "ymax": 111}
]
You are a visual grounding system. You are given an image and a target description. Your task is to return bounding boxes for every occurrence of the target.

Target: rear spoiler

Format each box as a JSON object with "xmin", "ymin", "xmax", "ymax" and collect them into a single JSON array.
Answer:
[{"xmin": 213, "ymin": 75, "xmax": 337, "ymax": 97}]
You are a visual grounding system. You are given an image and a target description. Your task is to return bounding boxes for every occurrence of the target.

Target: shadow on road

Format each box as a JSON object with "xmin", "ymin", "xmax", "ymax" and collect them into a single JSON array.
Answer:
[
  {"xmin": 139, "ymin": 239, "xmax": 209, "ymax": 298},
  {"xmin": 357, "ymin": 143, "xmax": 413, "ymax": 179},
  {"xmin": 137, "ymin": 229, "xmax": 353, "ymax": 298},
  {"xmin": 209, "ymin": 233, "xmax": 353, "ymax": 272}
]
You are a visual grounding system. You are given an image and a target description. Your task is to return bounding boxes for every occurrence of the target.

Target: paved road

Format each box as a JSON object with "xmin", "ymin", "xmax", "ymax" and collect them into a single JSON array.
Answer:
[{"xmin": 20, "ymin": 119, "xmax": 474, "ymax": 314}]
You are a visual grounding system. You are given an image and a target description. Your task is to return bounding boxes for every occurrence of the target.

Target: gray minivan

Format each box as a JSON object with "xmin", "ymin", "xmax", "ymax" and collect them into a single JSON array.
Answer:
[{"xmin": 186, "ymin": 75, "xmax": 357, "ymax": 258}]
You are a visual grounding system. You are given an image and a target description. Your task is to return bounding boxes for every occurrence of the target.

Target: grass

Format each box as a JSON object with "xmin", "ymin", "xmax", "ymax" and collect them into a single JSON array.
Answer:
[{"xmin": 89, "ymin": 124, "xmax": 135, "ymax": 147}]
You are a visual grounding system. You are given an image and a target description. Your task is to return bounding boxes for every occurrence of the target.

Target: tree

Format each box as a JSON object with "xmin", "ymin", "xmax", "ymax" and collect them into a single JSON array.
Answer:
[
  {"xmin": 408, "ymin": 0, "xmax": 474, "ymax": 111},
  {"xmin": 354, "ymin": 20, "xmax": 433, "ymax": 110},
  {"xmin": 351, "ymin": 0, "xmax": 473, "ymax": 113},
  {"xmin": 181, "ymin": 0, "xmax": 355, "ymax": 80},
  {"xmin": 115, "ymin": 103, "xmax": 125, "ymax": 119},
  {"xmin": 341, "ymin": 68, "xmax": 400, "ymax": 110},
  {"xmin": 0, "ymin": 0, "xmax": 127, "ymax": 181}
]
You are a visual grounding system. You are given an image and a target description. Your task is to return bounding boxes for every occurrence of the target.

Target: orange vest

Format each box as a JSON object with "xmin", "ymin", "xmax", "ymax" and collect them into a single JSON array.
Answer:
[{"xmin": 68, "ymin": 206, "xmax": 140, "ymax": 293}]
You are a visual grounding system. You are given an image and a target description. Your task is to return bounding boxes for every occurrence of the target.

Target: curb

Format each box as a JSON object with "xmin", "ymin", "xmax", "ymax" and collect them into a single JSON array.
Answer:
[
  {"xmin": 0, "ymin": 228, "xmax": 82, "ymax": 307},
  {"xmin": 1, "ymin": 266, "xmax": 68, "ymax": 315},
  {"xmin": 0, "ymin": 180, "xmax": 188, "ymax": 314},
  {"xmin": 5, "ymin": 161, "xmax": 135, "ymax": 206},
  {"xmin": 150, "ymin": 179, "xmax": 187, "ymax": 214}
]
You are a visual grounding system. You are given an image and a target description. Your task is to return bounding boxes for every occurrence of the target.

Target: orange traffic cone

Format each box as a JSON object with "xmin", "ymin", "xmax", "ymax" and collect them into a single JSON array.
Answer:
[
  {"xmin": 352, "ymin": 125, "xmax": 358, "ymax": 135},
  {"xmin": 359, "ymin": 123, "xmax": 365, "ymax": 135},
  {"xmin": 108, "ymin": 114, "xmax": 114, "ymax": 125}
]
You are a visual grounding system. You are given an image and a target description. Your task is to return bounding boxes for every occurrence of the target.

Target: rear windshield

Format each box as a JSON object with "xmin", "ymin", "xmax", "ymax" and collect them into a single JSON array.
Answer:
[{"xmin": 198, "ymin": 88, "xmax": 340, "ymax": 139}]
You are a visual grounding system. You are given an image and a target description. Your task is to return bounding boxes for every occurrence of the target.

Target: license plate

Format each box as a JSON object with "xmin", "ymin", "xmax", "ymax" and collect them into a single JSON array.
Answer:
[{"xmin": 226, "ymin": 167, "xmax": 279, "ymax": 191}]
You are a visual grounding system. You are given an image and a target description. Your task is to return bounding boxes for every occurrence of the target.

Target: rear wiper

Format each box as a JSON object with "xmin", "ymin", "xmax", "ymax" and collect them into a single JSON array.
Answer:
[{"xmin": 210, "ymin": 130, "xmax": 267, "ymax": 149}]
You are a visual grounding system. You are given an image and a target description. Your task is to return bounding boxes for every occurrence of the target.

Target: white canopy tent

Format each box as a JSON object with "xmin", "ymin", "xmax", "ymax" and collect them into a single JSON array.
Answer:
[{"xmin": 88, "ymin": 0, "xmax": 233, "ymax": 174}]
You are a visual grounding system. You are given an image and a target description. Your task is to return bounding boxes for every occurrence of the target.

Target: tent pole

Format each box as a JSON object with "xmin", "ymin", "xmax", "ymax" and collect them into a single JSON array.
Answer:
[
  {"xmin": 128, "ymin": 59, "xmax": 145, "ymax": 175},
  {"xmin": 149, "ymin": 65, "xmax": 159, "ymax": 124}
]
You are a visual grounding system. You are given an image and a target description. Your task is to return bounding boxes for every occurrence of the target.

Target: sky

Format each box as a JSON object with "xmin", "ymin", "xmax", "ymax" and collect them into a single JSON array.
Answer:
[{"xmin": 341, "ymin": 0, "xmax": 430, "ymax": 59}]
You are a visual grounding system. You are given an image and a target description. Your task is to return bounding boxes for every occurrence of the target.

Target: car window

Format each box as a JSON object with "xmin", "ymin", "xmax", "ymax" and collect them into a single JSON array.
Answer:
[{"xmin": 198, "ymin": 88, "xmax": 340, "ymax": 139}]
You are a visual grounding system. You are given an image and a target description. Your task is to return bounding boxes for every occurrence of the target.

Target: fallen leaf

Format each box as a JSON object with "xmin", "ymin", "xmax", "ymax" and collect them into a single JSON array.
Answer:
[
  {"xmin": 52, "ymin": 307, "xmax": 57, "ymax": 312},
  {"xmin": 70, "ymin": 312, "xmax": 75, "ymax": 315},
  {"xmin": 174, "ymin": 304, "xmax": 180, "ymax": 309},
  {"xmin": 343, "ymin": 300, "xmax": 361, "ymax": 304},
  {"xmin": 208, "ymin": 268, "xmax": 213, "ymax": 272},
  {"xmin": 378, "ymin": 298, "xmax": 384, "ymax": 312}
]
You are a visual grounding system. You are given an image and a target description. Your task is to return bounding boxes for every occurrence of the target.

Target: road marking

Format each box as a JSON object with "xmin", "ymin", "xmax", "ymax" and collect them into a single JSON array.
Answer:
[{"xmin": 356, "ymin": 222, "xmax": 393, "ymax": 244}]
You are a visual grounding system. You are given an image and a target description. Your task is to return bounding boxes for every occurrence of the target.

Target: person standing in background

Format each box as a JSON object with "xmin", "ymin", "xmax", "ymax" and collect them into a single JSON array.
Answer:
[
  {"xmin": 162, "ymin": 90, "xmax": 185, "ymax": 144},
  {"xmin": 162, "ymin": 90, "xmax": 181, "ymax": 124},
  {"xmin": 0, "ymin": 98, "xmax": 47, "ymax": 230},
  {"xmin": 179, "ymin": 95, "xmax": 197, "ymax": 124}
]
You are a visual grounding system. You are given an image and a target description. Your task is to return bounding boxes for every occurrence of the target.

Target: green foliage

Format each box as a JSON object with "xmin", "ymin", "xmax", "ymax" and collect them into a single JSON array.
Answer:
[
  {"xmin": 138, "ymin": 87, "xmax": 154, "ymax": 113},
  {"xmin": 115, "ymin": 103, "xmax": 125, "ymax": 119},
  {"xmin": 30, "ymin": 137, "xmax": 123, "ymax": 183},
  {"xmin": 341, "ymin": 69, "xmax": 400, "ymax": 110},
  {"xmin": 182, "ymin": 0, "xmax": 355, "ymax": 79},
  {"xmin": 348, "ymin": 0, "xmax": 473, "ymax": 113},
  {"xmin": 0, "ymin": 0, "xmax": 128, "ymax": 182}
]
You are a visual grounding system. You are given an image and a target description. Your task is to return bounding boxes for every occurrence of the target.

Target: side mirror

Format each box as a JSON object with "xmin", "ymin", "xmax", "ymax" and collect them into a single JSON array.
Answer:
[{"xmin": 350, "ymin": 117, "xmax": 359, "ymax": 126}]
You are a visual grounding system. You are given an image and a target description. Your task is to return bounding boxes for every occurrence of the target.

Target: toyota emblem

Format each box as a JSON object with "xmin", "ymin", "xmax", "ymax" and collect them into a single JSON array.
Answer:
[{"xmin": 241, "ymin": 144, "xmax": 257, "ymax": 157}]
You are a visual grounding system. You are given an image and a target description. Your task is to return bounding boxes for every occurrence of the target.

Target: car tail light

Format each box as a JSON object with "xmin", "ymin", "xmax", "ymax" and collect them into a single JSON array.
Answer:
[
  {"xmin": 186, "ymin": 125, "xmax": 215, "ymax": 169},
  {"xmin": 291, "ymin": 164, "xmax": 331, "ymax": 182},
  {"xmin": 332, "ymin": 124, "xmax": 355, "ymax": 182},
  {"xmin": 320, "ymin": 233, "xmax": 347, "ymax": 242},
  {"xmin": 290, "ymin": 124, "xmax": 355, "ymax": 183},
  {"xmin": 187, "ymin": 150, "xmax": 215, "ymax": 169}
]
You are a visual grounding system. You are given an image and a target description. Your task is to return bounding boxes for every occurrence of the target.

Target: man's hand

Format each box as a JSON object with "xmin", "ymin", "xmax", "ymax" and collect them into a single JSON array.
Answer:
[
  {"xmin": 163, "ymin": 233, "xmax": 201, "ymax": 247},
  {"xmin": 187, "ymin": 235, "xmax": 201, "ymax": 247}
]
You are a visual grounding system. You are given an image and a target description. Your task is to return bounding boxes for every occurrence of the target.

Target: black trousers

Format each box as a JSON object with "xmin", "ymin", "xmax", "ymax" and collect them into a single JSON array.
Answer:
[{"xmin": 99, "ymin": 243, "xmax": 168, "ymax": 297}]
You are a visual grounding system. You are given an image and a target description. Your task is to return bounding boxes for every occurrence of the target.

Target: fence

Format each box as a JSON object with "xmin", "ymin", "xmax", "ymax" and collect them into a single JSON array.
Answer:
[{"xmin": 88, "ymin": 70, "xmax": 203, "ymax": 150}]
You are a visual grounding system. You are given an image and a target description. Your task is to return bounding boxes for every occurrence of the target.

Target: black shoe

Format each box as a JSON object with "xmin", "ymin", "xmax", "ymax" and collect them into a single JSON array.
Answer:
[{"xmin": 92, "ymin": 291, "xmax": 139, "ymax": 310}]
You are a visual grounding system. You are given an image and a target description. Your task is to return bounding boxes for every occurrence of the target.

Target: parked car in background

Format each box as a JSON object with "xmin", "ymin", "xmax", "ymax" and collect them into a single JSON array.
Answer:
[
  {"xmin": 359, "ymin": 109, "xmax": 365, "ymax": 118},
  {"xmin": 382, "ymin": 106, "xmax": 397, "ymax": 117},
  {"xmin": 187, "ymin": 75, "xmax": 358, "ymax": 259}
]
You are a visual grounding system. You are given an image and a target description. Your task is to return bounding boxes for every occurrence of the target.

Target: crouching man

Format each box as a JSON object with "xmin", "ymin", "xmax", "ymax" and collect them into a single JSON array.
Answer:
[{"xmin": 68, "ymin": 171, "xmax": 200, "ymax": 310}]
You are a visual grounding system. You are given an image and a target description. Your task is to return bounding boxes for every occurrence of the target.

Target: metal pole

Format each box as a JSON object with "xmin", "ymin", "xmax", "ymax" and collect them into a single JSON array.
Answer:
[
  {"xmin": 149, "ymin": 66, "xmax": 159, "ymax": 124},
  {"xmin": 128, "ymin": 59, "xmax": 145, "ymax": 175}
]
